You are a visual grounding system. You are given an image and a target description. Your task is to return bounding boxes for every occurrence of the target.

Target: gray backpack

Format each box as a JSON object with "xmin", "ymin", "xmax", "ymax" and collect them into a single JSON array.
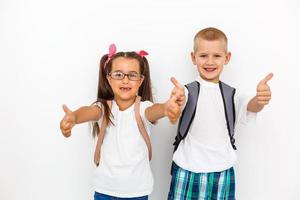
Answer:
[{"xmin": 173, "ymin": 81, "xmax": 237, "ymax": 152}]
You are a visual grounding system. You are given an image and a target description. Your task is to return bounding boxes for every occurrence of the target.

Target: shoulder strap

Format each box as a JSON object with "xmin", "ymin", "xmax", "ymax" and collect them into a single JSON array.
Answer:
[
  {"xmin": 134, "ymin": 96, "xmax": 152, "ymax": 160},
  {"xmin": 94, "ymin": 101, "xmax": 112, "ymax": 166},
  {"xmin": 173, "ymin": 81, "xmax": 237, "ymax": 152},
  {"xmin": 173, "ymin": 81, "xmax": 200, "ymax": 151},
  {"xmin": 94, "ymin": 97, "xmax": 152, "ymax": 166},
  {"xmin": 219, "ymin": 81, "xmax": 236, "ymax": 149}
]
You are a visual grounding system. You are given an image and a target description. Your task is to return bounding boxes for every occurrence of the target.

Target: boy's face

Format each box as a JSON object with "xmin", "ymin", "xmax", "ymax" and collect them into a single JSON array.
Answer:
[{"xmin": 191, "ymin": 38, "xmax": 231, "ymax": 83}]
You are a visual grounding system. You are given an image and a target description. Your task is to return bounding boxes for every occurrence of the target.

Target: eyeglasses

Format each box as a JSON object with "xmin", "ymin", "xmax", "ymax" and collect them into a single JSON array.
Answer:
[{"xmin": 109, "ymin": 71, "xmax": 144, "ymax": 81}]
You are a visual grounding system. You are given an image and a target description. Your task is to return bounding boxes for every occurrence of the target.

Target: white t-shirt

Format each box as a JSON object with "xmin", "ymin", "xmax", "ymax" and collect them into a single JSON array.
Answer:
[
  {"xmin": 173, "ymin": 76, "xmax": 256, "ymax": 173},
  {"xmin": 93, "ymin": 100, "xmax": 154, "ymax": 197}
]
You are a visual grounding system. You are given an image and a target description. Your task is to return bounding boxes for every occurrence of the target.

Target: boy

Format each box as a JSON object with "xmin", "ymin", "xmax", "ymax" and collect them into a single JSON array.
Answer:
[{"xmin": 168, "ymin": 27, "xmax": 273, "ymax": 200}]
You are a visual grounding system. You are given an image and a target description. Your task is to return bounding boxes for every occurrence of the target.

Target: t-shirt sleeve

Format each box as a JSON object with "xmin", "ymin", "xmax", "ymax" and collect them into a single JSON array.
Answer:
[
  {"xmin": 91, "ymin": 101, "xmax": 104, "ymax": 126},
  {"xmin": 234, "ymin": 89, "xmax": 257, "ymax": 126},
  {"xmin": 139, "ymin": 101, "xmax": 155, "ymax": 135}
]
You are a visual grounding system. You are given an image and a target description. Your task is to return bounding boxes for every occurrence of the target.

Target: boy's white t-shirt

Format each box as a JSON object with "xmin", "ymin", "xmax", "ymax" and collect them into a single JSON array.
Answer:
[
  {"xmin": 173, "ymin": 75, "xmax": 256, "ymax": 173},
  {"xmin": 93, "ymin": 100, "xmax": 154, "ymax": 197}
]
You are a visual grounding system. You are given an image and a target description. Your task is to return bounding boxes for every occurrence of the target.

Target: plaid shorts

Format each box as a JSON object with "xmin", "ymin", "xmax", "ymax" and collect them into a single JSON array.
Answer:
[{"xmin": 168, "ymin": 162, "xmax": 235, "ymax": 200}]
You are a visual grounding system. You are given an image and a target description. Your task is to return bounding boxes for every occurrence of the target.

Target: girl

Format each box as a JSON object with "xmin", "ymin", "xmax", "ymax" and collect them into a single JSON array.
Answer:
[{"xmin": 60, "ymin": 44, "xmax": 184, "ymax": 199}]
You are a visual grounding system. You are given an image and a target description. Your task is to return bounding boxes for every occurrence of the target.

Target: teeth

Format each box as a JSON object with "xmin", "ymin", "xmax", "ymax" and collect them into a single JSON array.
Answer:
[
  {"xmin": 120, "ymin": 87, "xmax": 131, "ymax": 90},
  {"xmin": 205, "ymin": 68, "xmax": 216, "ymax": 72}
]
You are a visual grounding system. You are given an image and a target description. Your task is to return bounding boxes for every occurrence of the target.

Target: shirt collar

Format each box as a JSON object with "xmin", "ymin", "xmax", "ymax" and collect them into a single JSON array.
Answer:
[
  {"xmin": 195, "ymin": 75, "xmax": 219, "ymax": 88},
  {"xmin": 112, "ymin": 100, "xmax": 134, "ymax": 113}
]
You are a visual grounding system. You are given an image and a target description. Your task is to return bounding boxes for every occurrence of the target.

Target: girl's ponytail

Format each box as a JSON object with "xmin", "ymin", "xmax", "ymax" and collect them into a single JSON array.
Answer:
[
  {"xmin": 138, "ymin": 56, "xmax": 153, "ymax": 102},
  {"xmin": 92, "ymin": 54, "xmax": 114, "ymax": 137}
]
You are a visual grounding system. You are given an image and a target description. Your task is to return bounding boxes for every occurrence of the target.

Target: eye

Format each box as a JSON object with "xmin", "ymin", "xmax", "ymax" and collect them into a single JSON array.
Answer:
[
  {"xmin": 199, "ymin": 54, "xmax": 207, "ymax": 58},
  {"xmin": 111, "ymin": 71, "xmax": 124, "ymax": 79},
  {"xmin": 128, "ymin": 72, "xmax": 140, "ymax": 80},
  {"xmin": 214, "ymin": 54, "xmax": 222, "ymax": 58}
]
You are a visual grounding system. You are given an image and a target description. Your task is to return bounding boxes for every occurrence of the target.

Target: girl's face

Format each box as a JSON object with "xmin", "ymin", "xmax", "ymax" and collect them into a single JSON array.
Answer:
[
  {"xmin": 107, "ymin": 57, "xmax": 144, "ymax": 105},
  {"xmin": 191, "ymin": 38, "xmax": 231, "ymax": 83}
]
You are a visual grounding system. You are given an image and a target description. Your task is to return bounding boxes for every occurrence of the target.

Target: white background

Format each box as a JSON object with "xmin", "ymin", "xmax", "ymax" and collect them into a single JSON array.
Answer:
[{"xmin": 1, "ymin": 0, "xmax": 300, "ymax": 199}]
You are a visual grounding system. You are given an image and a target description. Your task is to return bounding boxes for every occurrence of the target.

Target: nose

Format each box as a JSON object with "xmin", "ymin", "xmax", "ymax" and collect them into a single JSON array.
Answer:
[
  {"xmin": 122, "ymin": 75, "xmax": 129, "ymax": 84},
  {"xmin": 207, "ymin": 56, "xmax": 214, "ymax": 65}
]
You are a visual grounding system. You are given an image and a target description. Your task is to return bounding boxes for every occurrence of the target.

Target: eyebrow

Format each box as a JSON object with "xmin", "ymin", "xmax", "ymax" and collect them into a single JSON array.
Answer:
[
  {"xmin": 112, "ymin": 70, "xmax": 139, "ymax": 73},
  {"xmin": 198, "ymin": 52, "xmax": 225, "ymax": 54}
]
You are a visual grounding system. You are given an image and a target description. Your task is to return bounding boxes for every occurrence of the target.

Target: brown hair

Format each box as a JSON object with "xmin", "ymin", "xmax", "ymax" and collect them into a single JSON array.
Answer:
[
  {"xmin": 193, "ymin": 27, "xmax": 228, "ymax": 52},
  {"xmin": 92, "ymin": 52, "xmax": 153, "ymax": 137}
]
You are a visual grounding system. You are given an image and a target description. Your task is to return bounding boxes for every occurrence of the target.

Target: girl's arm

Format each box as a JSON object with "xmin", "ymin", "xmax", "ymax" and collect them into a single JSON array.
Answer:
[
  {"xmin": 72, "ymin": 105, "xmax": 102, "ymax": 124},
  {"xmin": 145, "ymin": 77, "xmax": 185, "ymax": 124},
  {"xmin": 60, "ymin": 104, "xmax": 102, "ymax": 137},
  {"xmin": 247, "ymin": 73, "xmax": 273, "ymax": 113},
  {"xmin": 145, "ymin": 103, "xmax": 168, "ymax": 123}
]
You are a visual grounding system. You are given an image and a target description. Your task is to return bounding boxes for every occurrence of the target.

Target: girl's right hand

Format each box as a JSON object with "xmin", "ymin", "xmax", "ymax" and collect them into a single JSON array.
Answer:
[
  {"xmin": 60, "ymin": 104, "xmax": 76, "ymax": 137},
  {"xmin": 165, "ymin": 77, "xmax": 186, "ymax": 124}
]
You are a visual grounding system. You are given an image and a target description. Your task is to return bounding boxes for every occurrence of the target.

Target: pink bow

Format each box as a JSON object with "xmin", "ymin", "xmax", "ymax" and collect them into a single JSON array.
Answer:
[
  {"xmin": 108, "ymin": 44, "xmax": 117, "ymax": 58},
  {"xmin": 104, "ymin": 44, "xmax": 117, "ymax": 68},
  {"xmin": 137, "ymin": 50, "xmax": 148, "ymax": 57},
  {"xmin": 103, "ymin": 44, "xmax": 149, "ymax": 68}
]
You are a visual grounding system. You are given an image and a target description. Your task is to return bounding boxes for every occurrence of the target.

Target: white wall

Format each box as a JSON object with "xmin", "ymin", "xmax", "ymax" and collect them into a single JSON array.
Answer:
[{"xmin": 1, "ymin": 0, "xmax": 300, "ymax": 199}]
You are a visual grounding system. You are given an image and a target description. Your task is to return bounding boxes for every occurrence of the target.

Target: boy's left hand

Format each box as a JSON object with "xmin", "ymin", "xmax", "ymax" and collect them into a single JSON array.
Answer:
[{"xmin": 256, "ymin": 73, "xmax": 273, "ymax": 105}]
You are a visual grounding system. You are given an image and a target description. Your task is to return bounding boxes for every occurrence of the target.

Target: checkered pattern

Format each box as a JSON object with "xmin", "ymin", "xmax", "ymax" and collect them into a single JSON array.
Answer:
[{"xmin": 168, "ymin": 163, "xmax": 235, "ymax": 200}]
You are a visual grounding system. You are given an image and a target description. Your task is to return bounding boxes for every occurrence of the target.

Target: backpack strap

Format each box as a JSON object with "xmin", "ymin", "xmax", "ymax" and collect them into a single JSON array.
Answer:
[
  {"xmin": 173, "ymin": 81, "xmax": 200, "ymax": 152},
  {"xmin": 93, "ymin": 97, "xmax": 152, "ymax": 166},
  {"xmin": 94, "ymin": 100, "xmax": 112, "ymax": 166},
  {"xmin": 134, "ymin": 96, "xmax": 152, "ymax": 160},
  {"xmin": 173, "ymin": 81, "xmax": 237, "ymax": 152},
  {"xmin": 219, "ymin": 81, "xmax": 236, "ymax": 150}
]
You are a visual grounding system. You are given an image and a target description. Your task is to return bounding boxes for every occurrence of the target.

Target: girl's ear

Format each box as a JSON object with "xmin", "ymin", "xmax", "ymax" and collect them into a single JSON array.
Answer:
[
  {"xmin": 224, "ymin": 51, "xmax": 231, "ymax": 65},
  {"xmin": 139, "ymin": 76, "xmax": 144, "ymax": 87},
  {"xmin": 106, "ymin": 75, "xmax": 112, "ymax": 86}
]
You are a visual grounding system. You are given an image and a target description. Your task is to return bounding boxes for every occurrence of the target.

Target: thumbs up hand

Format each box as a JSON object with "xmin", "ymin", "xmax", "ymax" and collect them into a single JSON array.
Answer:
[
  {"xmin": 170, "ymin": 77, "xmax": 186, "ymax": 108},
  {"xmin": 256, "ymin": 73, "xmax": 273, "ymax": 106},
  {"xmin": 165, "ymin": 94, "xmax": 181, "ymax": 124},
  {"xmin": 60, "ymin": 104, "xmax": 76, "ymax": 137},
  {"xmin": 165, "ymin": 77, "xmax": 186, "ymax": 124}
]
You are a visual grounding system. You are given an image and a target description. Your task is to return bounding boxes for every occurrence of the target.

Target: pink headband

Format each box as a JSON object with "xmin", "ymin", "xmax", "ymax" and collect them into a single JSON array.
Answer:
[{"xmin": 103, "ymin": 43, "xmax": 148, "ymax": 68}]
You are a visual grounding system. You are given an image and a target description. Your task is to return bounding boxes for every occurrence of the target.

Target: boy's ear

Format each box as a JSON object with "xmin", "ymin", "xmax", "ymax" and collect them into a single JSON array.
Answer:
[
  {"xmin": 191, "ymin": 52, "xmax": 196, "ymax": 65},
  {"xmin": 225, "ymin": 51, "xmax": 231, "ymax": 65}
]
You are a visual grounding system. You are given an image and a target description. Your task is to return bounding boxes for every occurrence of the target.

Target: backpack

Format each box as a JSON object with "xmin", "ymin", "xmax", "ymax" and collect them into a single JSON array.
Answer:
[
  {"xmin": 94, "ymin": 96, "xmax": 152, "ymax": 166},
  {"xmin": 173, "ymin": 81, "xmax": 237, "ymax": 152}
]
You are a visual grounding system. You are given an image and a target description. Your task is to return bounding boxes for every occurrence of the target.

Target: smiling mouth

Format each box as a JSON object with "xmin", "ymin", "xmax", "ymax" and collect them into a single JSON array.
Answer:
[
  {"xmin": 120, "ymin": 87, "xmax": 132, "ymax": 91},
  {"xmin": 204, "ymin": 67, "xmax": 216, "ymax": 72}
]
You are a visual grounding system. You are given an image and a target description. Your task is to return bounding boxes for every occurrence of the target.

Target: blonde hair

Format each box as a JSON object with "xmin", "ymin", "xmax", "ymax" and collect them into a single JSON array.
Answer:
[{"xmin": 193, "ymin": 27, "xmax": 228, "ymax": 52}]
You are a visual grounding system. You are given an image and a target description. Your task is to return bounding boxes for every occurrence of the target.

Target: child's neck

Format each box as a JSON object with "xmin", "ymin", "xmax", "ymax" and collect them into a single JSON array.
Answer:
[{"xmin": 114, "ymin": 97, "xmax": 135, "ymax": 111}]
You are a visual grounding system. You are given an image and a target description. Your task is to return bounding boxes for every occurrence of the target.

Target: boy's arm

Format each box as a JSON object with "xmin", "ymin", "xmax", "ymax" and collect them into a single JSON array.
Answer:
[
  {"xmin": 247, "ymin": 97, "xmax": 265, "ymax": 112},
  {"xmin": 60, "ymin": 104, "xmax": 102, "ymax": 137},
  {"xmin": 247, "ymin": 73, "xmax": 273, "ymax": 113}
]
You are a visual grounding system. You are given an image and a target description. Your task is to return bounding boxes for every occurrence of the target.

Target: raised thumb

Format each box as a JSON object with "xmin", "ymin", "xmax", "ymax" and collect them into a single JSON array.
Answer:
[{"xmin": 62, "ymin": 104, "xmax": 72, "ymax": 114}]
